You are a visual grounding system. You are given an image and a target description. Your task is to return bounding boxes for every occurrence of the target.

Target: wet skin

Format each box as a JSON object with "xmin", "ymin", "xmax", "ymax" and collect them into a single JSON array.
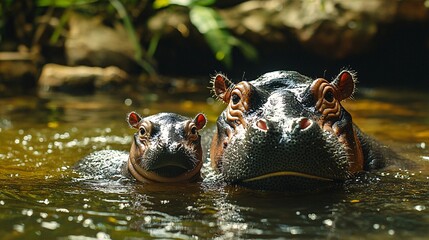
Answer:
[
  {"xmin": 75, "ymin": 112, "xmax": 207, "ymax": 183},
  {"xmin": 210, "ymin": 70, "xmax": 407, "ymax": 191}
]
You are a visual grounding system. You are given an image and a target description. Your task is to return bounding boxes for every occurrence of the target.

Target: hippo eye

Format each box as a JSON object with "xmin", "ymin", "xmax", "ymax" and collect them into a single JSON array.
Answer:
[
  {"xmin": 139, "ymin": 127, "xmax": 146, "ymax": 136},
  {"xmin": 188, "ymin": 124, "xmax": 199, "ymax": 141},
  {"xmin": 190, "ymin": 126, "xmax": 197, "ymax": 135},
  {"xmin": 231, "ymin": 93, "xmax": 240, "ymax": 105},
  {"xmin": 324, "ymin": 90, "xmax": 334, "ymax": 103}
]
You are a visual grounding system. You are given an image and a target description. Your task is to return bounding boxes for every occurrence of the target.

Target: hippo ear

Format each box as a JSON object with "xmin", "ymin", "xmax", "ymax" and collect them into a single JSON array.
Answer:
[
  {"xmin": 127, "ymin": 111, "xmax": 142, "ymax": 129},
  {"xmin": 212, "ymin": 73, "xmax": 234, "ymax": 103},
  {"xmin": 193, "ymin": 113, "xmax": 207, "ymax": 130},
  {"xmin": 331, "ymin": 70, "xmax": 356, "ymax": 101}
]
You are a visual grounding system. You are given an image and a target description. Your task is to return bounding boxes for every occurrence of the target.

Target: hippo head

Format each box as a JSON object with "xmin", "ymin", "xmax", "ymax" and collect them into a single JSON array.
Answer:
[
  {"xmin": 127, "ymin": 112, "xmax": 207, "ymax": 183},
  {"xmin": 210, "ymin": 70, "xmax": 363, "ymax": 191}
]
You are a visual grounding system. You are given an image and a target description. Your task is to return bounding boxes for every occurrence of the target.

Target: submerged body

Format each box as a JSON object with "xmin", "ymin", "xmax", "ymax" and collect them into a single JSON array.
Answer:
[
  {"xmin": 210, "ymin": 70, "xmax": 407, "ymax": 191},
  {"xmin": 75, "ymin": 112, "xmax": 207, "ymax": 183}
]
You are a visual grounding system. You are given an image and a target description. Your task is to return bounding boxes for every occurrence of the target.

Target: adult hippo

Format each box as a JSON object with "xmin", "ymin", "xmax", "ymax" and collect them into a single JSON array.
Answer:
[
  {"xmin": 210, "ymin": 70, "xmax": 406, "ymax": 191},
  {"xmin": 75, "ymin": 111, "xmax": 207, "ymax": 183}
]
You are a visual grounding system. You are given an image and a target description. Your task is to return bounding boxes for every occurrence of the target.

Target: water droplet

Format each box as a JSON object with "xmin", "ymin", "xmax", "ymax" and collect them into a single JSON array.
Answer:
[
  {"xmin": 41, "ymin": 221, "xmax": 60, "ymax": 230},
  {"xmin": 96, "ymin": 232, "xmax": 111, "ymax": 240},
  {"xmin": 289, "ymin": 227, "xmax": 302, "ymax": 235},
  {"xmin": 373, "ymin": 223, "xmax": 380, "ymax": 229},
  {"xmin": 38, "ymin": 199, "xmax": 50, "ymax": 205},
  {"xmin": 13, "ymin": 224, "xmax": 24, "ymax": 233},
  {"xmin": 22, "ymin": 209, "xmax": 33, "ymax": 216},
  {"xmin": 56, "ymin": 208, "xmax": 69, "ymax": 213},
  {"xmin": 83, "ymin": 218, "xmax": 94, "ymax": 228},
  {"xmin": 23, "ymin": 135, "xmax": 32, "ymax": 141},
  {"xmin": 414, "ymin": 205, "xmax": 426, "ymax": 211},
  {"xmin": 388, "ymin": 229, "xmax": 395, "ymax": 235},
  {"xmin": 323, "ymin": 219, "xmax": 333, "ymax": 227},
  {"xmin": 308, "ymin": 213, "xmax": 317, "ymax": 220},
  {"xmin": 124, "ymin": 98, "xmax": 132, "ymax": 106}
]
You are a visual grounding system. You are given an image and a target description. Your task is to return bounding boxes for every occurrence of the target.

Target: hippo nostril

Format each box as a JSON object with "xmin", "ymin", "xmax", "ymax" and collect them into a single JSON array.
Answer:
[
  {"xmin": 298, "ymin": 118, "xmax": 312, "ymax": 130},
  {"xmin": 256, "ymin": 119, "xmax": 269, "ymax": 131}
]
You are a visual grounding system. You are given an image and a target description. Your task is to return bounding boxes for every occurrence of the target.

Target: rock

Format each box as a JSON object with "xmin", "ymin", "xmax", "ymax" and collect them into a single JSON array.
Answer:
[
  {"xmin": 0, "ymin": 51, "xmax": 37, "ymax": 95},
  {"xmin": 65, "ymin": 12, "xmax": 141, "ymax": 73},
  {"xmin": 38, "ymin": 63, "xmax": 128, "ymax": 92},
  {"xmin": 147, "ymin": 0, "xmax": 427, "ymax": 60},
  {"xmin": 219, "ymin": 0, "xmax": 428, "ymax": 59}
]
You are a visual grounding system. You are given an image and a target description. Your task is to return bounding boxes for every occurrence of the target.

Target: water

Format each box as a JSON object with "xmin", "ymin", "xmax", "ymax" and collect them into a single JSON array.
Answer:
[{"xmin": 0, "ymin": 86, "xmax": 428, "ymax": 239}]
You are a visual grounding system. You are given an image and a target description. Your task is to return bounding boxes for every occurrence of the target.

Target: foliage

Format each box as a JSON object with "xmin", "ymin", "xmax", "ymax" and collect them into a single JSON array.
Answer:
[
  {"xmin": 0, "ymin": 0, "xmax": 14, "ymax": 41},
  {"xmin": 153, "ymin": 0, "xmax": 257, "ymax": 68},
  {"xmin": 1, "ymin": 0, "xmax": 257, "ymax": 72},
  {"xmin": 109, "ymin": 0, "xmax": 155, "ymax": 74},
  {"xmin": 36, "ymin": 0, "xmax": 98, "ymax": 7},
  {"xmin": 34, "ymin": 0, "xmax": 155, "ymax": 74}
]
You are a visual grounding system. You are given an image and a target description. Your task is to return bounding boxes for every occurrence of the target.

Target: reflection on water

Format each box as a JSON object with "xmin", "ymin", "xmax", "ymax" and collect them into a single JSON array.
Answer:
[{"xmin": 0, "ymin": 87, "xmax": 428, "ymax": 239}]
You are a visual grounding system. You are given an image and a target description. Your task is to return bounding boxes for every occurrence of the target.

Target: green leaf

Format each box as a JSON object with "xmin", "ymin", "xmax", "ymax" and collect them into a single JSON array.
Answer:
[
  {"xmin": 190, "ymin": 6, "xmax": 225, "ymax": 33},
  {"xmin": 153, "ymin": 0, "xmax": 215, "ymax": 9},
  {"xmin": 153, "ymin": 0, "xmax": 171, "ymax": 9},
  {"xmin": 50, "ymin": 8, "xmax": 71, "ymax": 44},
  {"xmin": 204, "ymin": 29, "xmax": 232, "ymax": 67},
  {"xmin": 110, "ymin": 0, "xmax": 155, "ymax": 74},
  {"xmin": 190, "ymin": 5, "xmax": 257, "ymax": 68},
  {"xmin": 36, "ymin": 0, "xmax": 98, "ymax": 8},
  {"xmin": 190, "ymin": 6, "xmax": 231, "ymax": 66}
]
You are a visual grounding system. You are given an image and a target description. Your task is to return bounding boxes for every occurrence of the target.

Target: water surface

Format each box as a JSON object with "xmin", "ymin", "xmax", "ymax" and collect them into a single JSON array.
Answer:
[{"xmin": 0, "ymin": 86, "xmax": 428, "ymax": 239}]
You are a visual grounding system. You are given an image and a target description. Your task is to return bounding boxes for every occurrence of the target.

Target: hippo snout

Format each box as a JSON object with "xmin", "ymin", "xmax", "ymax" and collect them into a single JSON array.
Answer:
[
  {"xmin": 251, "ymin": 117, "xmax": 315, "ymax": 137},
  {"xmin": 221, "ymin": 114, "xmax": 351, "ymax": 190},
  {"xmin": 144, "ymin": 144, "xmax": 195, "ymax": 172}
]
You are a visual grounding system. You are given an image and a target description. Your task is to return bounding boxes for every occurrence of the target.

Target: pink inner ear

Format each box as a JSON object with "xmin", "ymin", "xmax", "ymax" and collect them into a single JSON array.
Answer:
[
  {"xmin": 336, "ymin": 71, "xmax": 355, "ymax": 100},
  {"xmin": 195, "ymin": 114, "xmax": 207, "ymax": 130},
  {"xmin": 215, "ymin": 74, "xmax": 225, "ymax": 82},
  {"xmin": 128, "ymin": 112, "xmax": 141, "ymax": 128},
  {"xmin": 214, "ymin": 74, "xmax": 227, "ymax": 95},
  {"xmin": 340, "ymin": 71, "xmax": 352, "ymax": 82},
  {"xmin": 213, "ymin": 74, "xmax": 234, "ymax": 103}
]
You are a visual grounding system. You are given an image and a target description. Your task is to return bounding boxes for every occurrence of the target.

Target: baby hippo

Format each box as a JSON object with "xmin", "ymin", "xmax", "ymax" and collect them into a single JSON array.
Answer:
[{"xmin": 75, "ymin": 111, "xmax": 207, "ymax": 183}]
